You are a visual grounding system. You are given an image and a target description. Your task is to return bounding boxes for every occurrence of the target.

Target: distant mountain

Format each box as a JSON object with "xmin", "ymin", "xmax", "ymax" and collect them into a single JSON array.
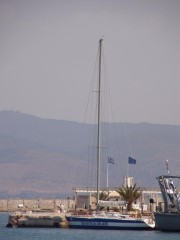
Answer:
[{"xmin": 0, "ymin": 110, "xmax": 180, "ymax": 198}]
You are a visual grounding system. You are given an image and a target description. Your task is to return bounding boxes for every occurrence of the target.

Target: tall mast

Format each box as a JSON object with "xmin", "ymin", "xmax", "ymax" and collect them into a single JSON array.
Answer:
[{"xmin": 97, "ymin": 39, "xmax": 103, "ymax": 207}]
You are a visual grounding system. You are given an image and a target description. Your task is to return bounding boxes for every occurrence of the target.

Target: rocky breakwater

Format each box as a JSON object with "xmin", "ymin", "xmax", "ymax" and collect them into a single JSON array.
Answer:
[{"xmin": 0, "ymin": 198, "xmax": 75, "ymax": 212}]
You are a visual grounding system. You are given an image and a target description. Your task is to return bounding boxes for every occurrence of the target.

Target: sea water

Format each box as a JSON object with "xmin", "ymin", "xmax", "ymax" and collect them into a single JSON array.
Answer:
[{"xmin": 0, "ymin": 213, "xmax": 180, "ymax": 240}]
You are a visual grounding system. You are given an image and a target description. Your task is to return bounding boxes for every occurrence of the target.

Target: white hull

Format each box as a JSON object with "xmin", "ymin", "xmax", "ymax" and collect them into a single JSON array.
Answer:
[{"xmin": 66, "ymin": 214, "xmax": 155, "ymax": 230}]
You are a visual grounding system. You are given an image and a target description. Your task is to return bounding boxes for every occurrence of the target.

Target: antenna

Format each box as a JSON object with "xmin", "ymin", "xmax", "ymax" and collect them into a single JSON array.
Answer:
[{"xmin": 166, "ymin": 159, "xmax": 170, "ymax": 175}]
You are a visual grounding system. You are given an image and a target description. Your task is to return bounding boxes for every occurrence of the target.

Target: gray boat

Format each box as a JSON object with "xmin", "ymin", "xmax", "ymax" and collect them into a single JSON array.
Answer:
[{"xmin": 154, "ymin": 174, "xmax": 180, "ymax": 231}]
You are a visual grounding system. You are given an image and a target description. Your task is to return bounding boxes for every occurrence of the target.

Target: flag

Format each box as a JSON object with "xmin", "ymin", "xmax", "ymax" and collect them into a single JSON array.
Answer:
[
  {"xmin": 128, "ymin": 156, "xmax": 136, "ymax": 164},
  {"xmin": 108, "ymin": 156, "xmax": 114, "ymax": 164}
]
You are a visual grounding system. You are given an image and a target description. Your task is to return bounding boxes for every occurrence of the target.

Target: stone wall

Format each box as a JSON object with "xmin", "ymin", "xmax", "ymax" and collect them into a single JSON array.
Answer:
[{"xmin": 0, "ymin": 199, "xmax": 75, "ymax": 212}]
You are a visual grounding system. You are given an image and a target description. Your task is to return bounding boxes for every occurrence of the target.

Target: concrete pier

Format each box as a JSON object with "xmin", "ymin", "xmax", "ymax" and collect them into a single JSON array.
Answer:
[
  {"xmin": 0, "ymin": 198, "xmax": 75, "ymax": 228},
  {"xmin": 6, "ymin": 211, "xmax": 69, "ymax": 228}
]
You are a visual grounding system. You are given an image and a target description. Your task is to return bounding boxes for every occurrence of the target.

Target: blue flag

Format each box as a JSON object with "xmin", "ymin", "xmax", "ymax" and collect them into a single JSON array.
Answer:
[
  {"xmin": 108, "ymin": 156, "xmax": 114, "ymax": 164},
  {"xmin": 128, "ymin": 156, "xmax": 136, "ymax": 164}
]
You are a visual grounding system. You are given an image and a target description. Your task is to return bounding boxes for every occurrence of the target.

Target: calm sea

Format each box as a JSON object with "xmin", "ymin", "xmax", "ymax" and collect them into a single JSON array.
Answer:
[{"xmin": 0, "ymin": 213, "xmax": 180, "ymax": 240}]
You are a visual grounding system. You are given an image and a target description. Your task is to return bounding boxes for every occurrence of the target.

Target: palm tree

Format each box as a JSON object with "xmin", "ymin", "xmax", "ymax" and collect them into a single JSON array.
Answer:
[
  {"xmin": 94, "ymin": 191, "xmax": 110, "ymax": 201},
  {"xmin": 116, "ymin": 184, "xmax": 142, "ymax": 211},
  {"xmin": 93, "ymin": 191, "xmax": 110, "ymax": 210}
]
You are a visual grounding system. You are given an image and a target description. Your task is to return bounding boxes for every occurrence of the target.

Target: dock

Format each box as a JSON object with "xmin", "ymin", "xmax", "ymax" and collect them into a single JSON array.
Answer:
[{"xmin": 6, "ymin": 211, "xmax": 69, "ymax": 228}]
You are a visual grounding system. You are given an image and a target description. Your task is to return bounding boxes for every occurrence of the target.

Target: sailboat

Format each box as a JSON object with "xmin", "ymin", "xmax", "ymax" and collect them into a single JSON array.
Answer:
[{"xmin": 66, "ymin": 39, "xmax": 155, "ymax": 230}]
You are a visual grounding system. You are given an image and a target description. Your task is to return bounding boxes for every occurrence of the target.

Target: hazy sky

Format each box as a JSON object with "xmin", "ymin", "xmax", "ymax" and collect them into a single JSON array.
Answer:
[{"xmin": 0, "ymin": 0, "xmax": 180, "ymax": 125}]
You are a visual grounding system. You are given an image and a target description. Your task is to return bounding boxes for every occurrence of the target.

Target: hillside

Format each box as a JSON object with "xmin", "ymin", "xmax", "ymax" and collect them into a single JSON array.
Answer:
[{"xmin": 0, "ymin": 110, "xmax": 180, "ymax": 198}]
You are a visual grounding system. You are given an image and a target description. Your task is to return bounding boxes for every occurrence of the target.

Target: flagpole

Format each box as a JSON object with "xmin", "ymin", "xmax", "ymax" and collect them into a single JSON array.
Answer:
[
  {"xmin": 107, "ymin": 163, "xmax": 109, "ymax": 189},
  {"xmin": 107, "ymin": 156, "xmax": 114, "ymax": 188},
  {"xmin": 127, "ymin": 157, "xmax": 129, "ymax": 178},
  {"xmin": 127, "ymin": 156, "xmax": 136, "ymax": 181}
]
